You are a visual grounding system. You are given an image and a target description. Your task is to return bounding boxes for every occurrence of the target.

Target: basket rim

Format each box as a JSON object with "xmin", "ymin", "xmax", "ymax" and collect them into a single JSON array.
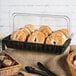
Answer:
[
  {"xmin": 0, "ymin": 63, "xmax": 21, "ymax": 71},
  {"xmin": 3, "ymin": 35, "xmax": 70, "ymax": 47}
]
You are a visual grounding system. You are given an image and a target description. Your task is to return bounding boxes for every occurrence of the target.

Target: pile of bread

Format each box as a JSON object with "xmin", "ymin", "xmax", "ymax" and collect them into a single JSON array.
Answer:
[
  {"xmin": 11, "ymin": 24, "xmax": 68, "ymax": 45},
  {"xmin": 0, "ymin": 53, "xmax": 14, "ymax": 68}
]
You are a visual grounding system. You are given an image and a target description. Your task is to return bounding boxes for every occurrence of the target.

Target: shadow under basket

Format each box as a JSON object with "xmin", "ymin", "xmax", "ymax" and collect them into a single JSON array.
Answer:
[
  {"xmin": 2, "ymin": 35, "xmax": 71, "ymax": 54},
  {"xmin": 0, "ymin": 51, "xmax": 21, "ymax": 76}
]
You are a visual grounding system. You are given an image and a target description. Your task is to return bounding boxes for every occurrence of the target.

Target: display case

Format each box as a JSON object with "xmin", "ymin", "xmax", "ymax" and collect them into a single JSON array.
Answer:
[{"xmin": 2, "ymin": 13, "xmax": 71, "ymax": 54}]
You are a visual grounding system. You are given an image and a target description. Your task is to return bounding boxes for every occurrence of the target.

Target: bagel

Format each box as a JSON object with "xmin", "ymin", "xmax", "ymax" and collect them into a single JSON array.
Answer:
[
  {"xmin": 11, "ymin": 30, "xmax": 20, "ymax": 41},
  {"xmin": 11, "ymin": 28, "xmax": 29, "ymax": 41},
  {"xmin": 25, "ymin": 24, "xmax": 35, "ymax": 33},
  {"xmin": 3, "ymin": 59, "xmax": 13, "ymax": 67},
  {"xmin": 27, "ymin": 31, "xmax": 45, "ymax": 43},
  {"xmin": 23, "ymin": 27, "xmax": 31, "ymax": 35},
  {"xmin": 39, "ymin": 26, "xmax": 52, "ymax": 37},
  {"xmin": 46, "ymin": 31, "xmax": 67, "ymax": 45},
  {"xmin": 58, "ymin": 29, "xmax": 68, "ymax": 37}
]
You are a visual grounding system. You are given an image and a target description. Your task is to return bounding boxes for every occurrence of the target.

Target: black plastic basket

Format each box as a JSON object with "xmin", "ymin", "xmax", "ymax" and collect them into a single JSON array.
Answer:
[{"xmin": 2, "ymin": 35, "xmax": 71, "ymax": 54}]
